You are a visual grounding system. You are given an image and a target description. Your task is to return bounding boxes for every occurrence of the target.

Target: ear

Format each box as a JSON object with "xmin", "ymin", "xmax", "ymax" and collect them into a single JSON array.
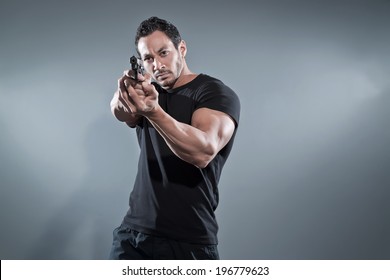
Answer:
[{"xmin": 179, "ymin": 40, "xmax": 187, "ymax": 58}]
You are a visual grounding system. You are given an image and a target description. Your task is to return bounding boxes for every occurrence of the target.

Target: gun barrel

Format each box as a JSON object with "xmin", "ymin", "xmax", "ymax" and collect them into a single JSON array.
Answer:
[
  {"xmin": 130, "ymin": 56, "xmax": 138, "ymax": 65},
  {"xmin": 130, "ymin": 56, "xmax": 139, "ymax": 81}
]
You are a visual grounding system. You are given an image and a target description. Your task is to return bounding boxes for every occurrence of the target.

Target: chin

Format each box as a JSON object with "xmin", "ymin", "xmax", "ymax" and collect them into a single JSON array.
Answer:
[{"xmin": 158, "ymin": 78, "xmax": 175, "ymax": 90}]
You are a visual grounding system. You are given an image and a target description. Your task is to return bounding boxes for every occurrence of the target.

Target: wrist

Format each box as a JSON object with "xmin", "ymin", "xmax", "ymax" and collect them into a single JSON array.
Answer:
[{"xmin": 145, "ymin": 104, "xmax": 164, "ymax": 122}]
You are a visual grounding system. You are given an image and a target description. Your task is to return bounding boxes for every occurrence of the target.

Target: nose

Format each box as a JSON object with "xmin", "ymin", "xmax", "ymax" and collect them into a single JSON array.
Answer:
[{"xmin": 153, "ymin": 58, "xmax": 164, "ymax": 71}]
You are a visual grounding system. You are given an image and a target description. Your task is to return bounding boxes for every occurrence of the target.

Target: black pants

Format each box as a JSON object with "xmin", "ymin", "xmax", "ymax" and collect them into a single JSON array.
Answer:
[{"xmin": 108, "ymin": 224, "xmax": 219, "ymax": 260}]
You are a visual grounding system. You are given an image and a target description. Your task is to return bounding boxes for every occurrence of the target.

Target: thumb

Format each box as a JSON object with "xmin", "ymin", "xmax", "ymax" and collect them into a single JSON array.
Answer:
[
  {"xmin": 143, "ymin": 72, "xmax": 152, "ymax": 84},
  {"xmin": 142, "ymin": 81, "xmax": 156, "ymax": 96}
]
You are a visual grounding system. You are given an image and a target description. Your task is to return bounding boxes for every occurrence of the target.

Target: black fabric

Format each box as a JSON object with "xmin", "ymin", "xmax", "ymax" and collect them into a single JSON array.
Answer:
[
  {"xmin": 109, "ymin": 224, "xmax": 220, "ymax": 260},
  {"xmin": 122, "ymin": 74, "xmax": 240, "ymax": 244}
]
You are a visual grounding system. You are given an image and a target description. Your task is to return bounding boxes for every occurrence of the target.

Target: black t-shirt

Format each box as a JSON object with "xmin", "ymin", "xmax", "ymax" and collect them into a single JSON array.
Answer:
[{"xmin": 122, "ymin": 74, "xmax": 240, "ymax": 244}]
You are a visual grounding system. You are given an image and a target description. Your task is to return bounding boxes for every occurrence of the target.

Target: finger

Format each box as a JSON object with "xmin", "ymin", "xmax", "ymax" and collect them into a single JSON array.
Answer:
[
  {"xmin": 117, "ymin": 89, "xmax": 134, "ymax": 114},
  {"xmin": 127, "ymin": 84, "xmax": 147, "ymax": 111},
  {"xmin": 136, "ymin": 71, "xmax": 146, "ymax": 82},
  {"xmin": 118, "ymin": 76, "xmax": 129, "ymax": 95},
  {"xmin": 118, "ymin": 77, "xmax": 138, "ymax": 113},
  {"xmin": 142, "ymin": 81, "xmax": 157, "ymax": 97},
  {"xmin": 134, "ymin": 88, "xmax": 145, "ymax": 97},
  {"xmin": 120, "ymin": 92, "xmax": 137, "ymax": 114},
  {"xmin": 143, "ymin": 72, "xmax": 152, "ymax": 84},
  {"xmin": 124, "ymin": 78, "xmax": 131, "ymax": 89},
  {"xmin": 125, "ymin": 69, "xmax": 146, "ymax": 83},
  {"xmin": 124, "ymin": 69, "xmax": 135, "ymax": 78},
  {"xmin": 120, "ymin": 70, "xmax": 136, "ymax": 86},
  {"xmin": 128, "ymin": 74, "xmax": 147, "ymax": 94}
]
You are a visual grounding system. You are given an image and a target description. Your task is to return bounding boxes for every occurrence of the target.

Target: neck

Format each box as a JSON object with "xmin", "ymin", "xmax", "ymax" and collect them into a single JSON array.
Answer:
[{"xmin": 172, "ymin": 65, "xmax": 197, "ymax": 89}]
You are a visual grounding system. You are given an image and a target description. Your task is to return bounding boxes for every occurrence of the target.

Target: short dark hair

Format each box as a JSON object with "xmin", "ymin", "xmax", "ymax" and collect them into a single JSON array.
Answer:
[{"xmin": 135, "ymin": 17, "xmax": 182, "ymax": 53}]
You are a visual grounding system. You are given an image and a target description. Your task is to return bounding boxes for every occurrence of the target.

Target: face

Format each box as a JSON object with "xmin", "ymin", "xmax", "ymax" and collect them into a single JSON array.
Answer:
[{"xmin": 138, "ymin": 31, "xmax": 186, "ymax": 90}]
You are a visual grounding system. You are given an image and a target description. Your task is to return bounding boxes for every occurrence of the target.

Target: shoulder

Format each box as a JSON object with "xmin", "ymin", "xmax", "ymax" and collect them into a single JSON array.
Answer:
[
  {"xmin": 195, "ymin": 74, "xmax": 238, "ymax": 97},
  {"xmin": 197, "ymin": 74, "xmax": 224, "ymax": 87},
  {"xmin": 193, "ymin": 74, "xmax": 241, "ymax": 126}
]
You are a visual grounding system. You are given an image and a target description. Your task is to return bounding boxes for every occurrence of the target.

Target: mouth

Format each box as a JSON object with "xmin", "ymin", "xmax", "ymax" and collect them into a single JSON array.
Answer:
[{"xmin": 155, "ymin": 71, "xmax": 170, "ymax": 80}]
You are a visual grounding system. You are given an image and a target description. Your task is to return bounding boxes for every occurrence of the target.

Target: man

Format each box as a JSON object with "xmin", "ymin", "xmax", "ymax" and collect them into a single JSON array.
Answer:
[{"xmin": 109, "ymin": 16, "xmax": 240, "ymax": 259}]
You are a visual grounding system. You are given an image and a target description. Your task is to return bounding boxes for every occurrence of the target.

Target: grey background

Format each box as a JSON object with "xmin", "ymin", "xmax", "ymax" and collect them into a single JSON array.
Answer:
[{"xmin": 1, "ymin": 0, "xmax": 389, "ymax": 259}]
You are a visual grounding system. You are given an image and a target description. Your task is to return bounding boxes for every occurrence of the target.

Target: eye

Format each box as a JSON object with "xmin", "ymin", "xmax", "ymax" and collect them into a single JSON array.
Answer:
[
  {"xmin": 143, "ymin": 56, "xmax": 153, "ymax": 63},
  {"xmin": 160, "ymin": 50, "xmax": 169, "ymax": 57}
]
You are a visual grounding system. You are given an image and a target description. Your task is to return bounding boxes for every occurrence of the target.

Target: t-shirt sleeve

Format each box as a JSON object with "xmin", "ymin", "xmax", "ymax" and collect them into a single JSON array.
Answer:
[{"xmin": 194, "ymin": 80, "xmax": 241, "ymax": 127}]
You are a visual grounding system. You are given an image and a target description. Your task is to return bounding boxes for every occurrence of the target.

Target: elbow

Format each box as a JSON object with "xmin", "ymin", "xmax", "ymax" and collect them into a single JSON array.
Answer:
[
  {"xmin": 111, "ymin": 105, "xmax": 129, "ymax": 123},
  {"xmin": 111, "ymin": 105, "xmax": 118, "ymax": 119},
  {"xmin": 191, "ymin": 145, "xmax": 217, "ymax": 169},
  {"xmin": 112, "ymin": 108, "xmax": 125, "ymax": 122},
  {"xmin": 110, "ymin": 103, "xmax": 121, "ymax": 120},
  {"xmin": 110, "ymin": 95, "xmax": 127, "ymax": 122},
  {"xmin": 194, "ymin": 160, "xmax": 211, "ymax": 169},
  {"xmin": 192, "ymin": 159, "xmax": 209, "ymax": 169}
]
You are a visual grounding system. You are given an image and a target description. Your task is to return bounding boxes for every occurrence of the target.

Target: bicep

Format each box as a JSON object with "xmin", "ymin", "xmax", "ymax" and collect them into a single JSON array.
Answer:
[{"xmin": 191, "ymin": 107, "xmax": 236, "ymax": 152}]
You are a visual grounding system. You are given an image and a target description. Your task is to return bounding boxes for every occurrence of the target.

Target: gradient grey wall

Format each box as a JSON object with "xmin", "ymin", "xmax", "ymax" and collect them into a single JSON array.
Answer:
[{"xmin": 1, "ymin": 0, "xmax": 389, "ymax": 259}]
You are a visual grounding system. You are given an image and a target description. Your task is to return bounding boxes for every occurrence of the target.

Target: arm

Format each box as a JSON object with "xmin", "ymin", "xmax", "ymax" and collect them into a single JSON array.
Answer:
[
  {"xmin": 119, "ymin": 75, "xmax": 236, "ymax": 168},
  {"xmin": 147, "ymin": 106, "xmax": 236, "ymax": 169}
]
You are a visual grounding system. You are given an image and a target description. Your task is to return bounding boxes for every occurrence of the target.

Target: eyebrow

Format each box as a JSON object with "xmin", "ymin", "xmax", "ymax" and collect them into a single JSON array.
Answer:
[
  {"xmin": 157, "ymin": 46, "xmax": 167, "ymax": 53},
  {"xmin": 142, "ymin": 46, "xmax": 168, "ymax": 59}
]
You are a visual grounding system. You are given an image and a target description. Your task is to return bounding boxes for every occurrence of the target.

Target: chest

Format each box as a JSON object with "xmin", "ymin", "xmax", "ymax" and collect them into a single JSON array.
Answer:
[{"xmin": 158, "ymin": 92, "xmax": 197, "ymax": 125}]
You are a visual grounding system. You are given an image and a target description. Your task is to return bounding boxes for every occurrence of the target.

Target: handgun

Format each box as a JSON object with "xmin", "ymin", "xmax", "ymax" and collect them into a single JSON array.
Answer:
[{"xmin": 129, "ymin": 56, "xmax": 144, "ymax": 82}]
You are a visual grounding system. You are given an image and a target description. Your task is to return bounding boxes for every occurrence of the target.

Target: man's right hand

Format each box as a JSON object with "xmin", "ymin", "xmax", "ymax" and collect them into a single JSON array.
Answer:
[{"xmin": 110, "ymin": 70, "xmax": 143, "ymax": 127}]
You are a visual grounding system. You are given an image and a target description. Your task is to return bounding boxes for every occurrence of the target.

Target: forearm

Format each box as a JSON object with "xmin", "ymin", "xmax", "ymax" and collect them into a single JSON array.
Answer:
[{"xmin": 147, "ymin": 107, "xmax": 216, "ymax": 168}]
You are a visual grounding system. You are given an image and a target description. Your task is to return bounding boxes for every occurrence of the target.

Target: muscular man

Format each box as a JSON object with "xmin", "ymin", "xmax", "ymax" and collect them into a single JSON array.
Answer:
[{"xmin": 109, "ymin": 16, "xmax": 240, "ymax": 259}]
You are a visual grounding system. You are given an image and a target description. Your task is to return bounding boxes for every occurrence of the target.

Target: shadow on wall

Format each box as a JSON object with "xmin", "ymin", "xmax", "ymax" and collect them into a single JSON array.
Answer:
[
  {"xmin": 27, "ymin": 115, "xmax": 138, "ymax": 259},
  {"xmin": 221, "ymin": 90, "xmax": 390, "ymax": 259},
  {"xmin": 269, "ymin": 90, "xmax": 390, "ymax": 259},
  {"xmin": 0, "ymin": 119, "xmax": 47, "ymax": 259}
]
